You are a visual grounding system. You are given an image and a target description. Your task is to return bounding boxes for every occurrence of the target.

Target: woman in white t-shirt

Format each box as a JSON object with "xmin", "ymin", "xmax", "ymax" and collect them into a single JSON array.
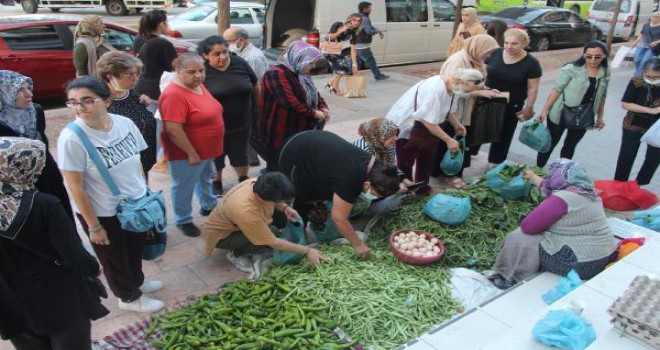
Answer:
[{"xmin": 57, "ymin": 77, "xmax": 164, "ymax": 313}]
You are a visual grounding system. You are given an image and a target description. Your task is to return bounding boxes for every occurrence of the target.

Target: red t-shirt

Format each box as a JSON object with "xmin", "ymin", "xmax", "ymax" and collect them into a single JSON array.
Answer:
[{"xmin": 159, "ymin": 83, "xmax": 225, "ymax": 161}]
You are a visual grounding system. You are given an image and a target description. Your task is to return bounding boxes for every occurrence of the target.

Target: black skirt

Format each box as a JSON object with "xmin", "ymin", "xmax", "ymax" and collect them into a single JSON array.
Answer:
[{"xmin": 325, "ymin": 54, "xmax": 352, "ymax": 75}]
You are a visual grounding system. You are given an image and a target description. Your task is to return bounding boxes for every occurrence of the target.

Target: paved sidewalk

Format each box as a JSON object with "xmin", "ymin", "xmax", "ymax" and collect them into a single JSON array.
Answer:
[{"xmin": 0, "ymin": 62, "xmax": 656, "ymax": 350}]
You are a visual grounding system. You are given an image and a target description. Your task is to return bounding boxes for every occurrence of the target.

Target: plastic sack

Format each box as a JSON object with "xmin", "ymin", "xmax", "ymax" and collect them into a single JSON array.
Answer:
[
  {"xmin": 630, "ymin": 207, "xmax": 660, "ymax": 232},
  {"xmin": 450, "ymin": 268, "xmax": 501, "ymax": 310},
  {"xmin": 595, "ymin": 180, "xmax": 658, "ymax": 211},
  {"xmin": 611, "ymin": 45, "xmax": 632, "ymax": 69},
  {"xmin": 308, "ymin": 201, "xmax": 342, "ymax": 243},
  {"xmin": 518, "ymin": 119, "xmax": 551, "ymax": 153},
  {"xmin": 273, "ymin": 218, "xmax": 307, "ymax": 265},
  {"xmin": 532, "ymin": 310, "xmax": 596, "ymax": 350},
  {"xmin": 640, "ymin": 120, "xmax": 660, "ymax": 148},
  {"xmin": 485, "ymin": 162, "xmax": 532, "ymax": 200},
  {"xmin": 542, "ymin": 269, "xmax": 583, "ymax": 305},
  {"xmin": 440, "ymin": 137, "xmax": 465, "ymax": 176},
  {"xmin": 423, "ymin": 194, "xmax": 471, "ymax": 225}
]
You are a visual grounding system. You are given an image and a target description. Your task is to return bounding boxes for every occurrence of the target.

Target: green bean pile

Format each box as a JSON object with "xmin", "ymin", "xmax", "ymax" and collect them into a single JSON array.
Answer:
[
  {"xmin": 369, "ymin": 181, "xmax": 544, "ymax": 270},
  {"xmin": 148, "ymin": 279, "xmax": 350, "ymax": 349},
  {"xmin": 268, "ymin": 245, "xmax": 460, "ymax": 349}
]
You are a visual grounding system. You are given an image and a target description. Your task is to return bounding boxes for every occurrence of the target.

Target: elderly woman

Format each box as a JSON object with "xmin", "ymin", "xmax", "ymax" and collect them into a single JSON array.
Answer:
[
  {"xmin": 159, "ymin": 53, "xmax": 224, "ymax": 237},
  {"xmin": 614, "ymin": 57, "xmax": 660, "ymax": 186},
  {"xmin": 197, "ymin": 35, "xmax": 259, "ymax": 196},
  {"xmin": 97, "ymin": 51, "xmax": 157, "ymax": 179},
  {"xmin": 0, "ymin": 70, "xmax": 73, "ymax": 221},
  {"xmin": 73, "ymin": 15, "xmax": 114, "ymax": 78},
  {"xmin": 387, "ymin": 69, "xmax": 492, "ymax": 186},
  {"xmin": 324, "ymin": 13, "xmax": 361, "ymax": 95},
  {"xmin": 447, "ymin": 7, "xmax": 487, "ymax": 56},
  {"xmin": 485, "ymin": 29, "xmax": 542, "ymax": 165},
  {"xmin": 134, "ymin": 10, "xmax": 177, "ymax": 100},
  {"xmin": 258, "ymin": 41, "xmax": 329, "ymax": 172},
  {"xmin": 490, "ymin": 159, "xmax": 617, "ymax": 289},
  {"xmin": 536, "ymin": 41, "xmax": 610, "ymax": 168},
  {"xmin": 433, "ymin": 35, "xmax": 501, "ymax": 188},
  {"xmin": 0, "ymin": 137, "xmax": 109, "ymax": 350},
  {"xmin": 58, "ymin": 77, "xmax": 164, "ymax": 313}
]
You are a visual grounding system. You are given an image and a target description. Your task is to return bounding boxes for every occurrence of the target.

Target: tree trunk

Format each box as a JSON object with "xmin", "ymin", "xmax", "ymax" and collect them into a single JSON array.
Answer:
[
  {"xmin": 217, "ymin": 0, "xmax": 230, "ymax": 35},
  {"xmin": 452, "ymin": 0, "xmax": 464, "ymax": 38},
  {"xmin": 605, "ymin": 0, "xmax": 623, "ymax": 55}
]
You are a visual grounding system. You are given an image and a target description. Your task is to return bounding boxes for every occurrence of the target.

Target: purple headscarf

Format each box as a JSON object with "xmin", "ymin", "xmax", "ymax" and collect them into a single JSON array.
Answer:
[
  {"xmin": 540, "ymin": 158, "xmax": 598, "ymax": 201},
  {"xmin": 279, "ymin": 40, "xmax": 323, "ymax": 109}
]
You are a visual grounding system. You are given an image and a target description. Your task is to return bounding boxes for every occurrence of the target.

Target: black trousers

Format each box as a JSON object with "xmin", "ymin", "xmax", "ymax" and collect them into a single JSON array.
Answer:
[
  {"xmin": 10, "ymin": 320, "xmax": 91, "ymax": 350},
  {"xmin": 215, "ymin": 211, "xmax": 287, "ymax": 257},
  {"xmin": 488, "ymin": 102, "xmax": 524, "ymax": 164},
  {"xmin": 430, "ymin": 121, "xmax": 472, "ymax": 178},
  {"xmin": 77, "ymin": 215, "xmax": 145, "ymax": 303},
  {"xmin": 614, "ymin": 128, "xmax": 660, "ymax": 186},
  {"xmin": 536, "ymin": 119, "xmax": 587, "ymax": 167}
]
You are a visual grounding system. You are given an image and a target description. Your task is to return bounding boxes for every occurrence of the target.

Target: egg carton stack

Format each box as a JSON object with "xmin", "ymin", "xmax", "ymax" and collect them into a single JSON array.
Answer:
[{"xmin": 606, "ymin": 275, "xmax": 660, "ymax": 349}]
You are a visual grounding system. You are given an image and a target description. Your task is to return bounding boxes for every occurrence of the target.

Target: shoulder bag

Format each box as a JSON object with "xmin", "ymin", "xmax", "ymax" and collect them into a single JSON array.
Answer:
[
  {"xmin": 320, "ymin": 38, "xmax": 343, "ymax": 55},
  {"xmin": 66, "ymin": 123, "xmax": 167, "ymax": 260},
  {"xmin": 405, "ymin": 83, "xmax": 453, "ymax": 151},
  {"xmin": 560, "ymin": 77, "xmax": 599, "ymax": 130}
]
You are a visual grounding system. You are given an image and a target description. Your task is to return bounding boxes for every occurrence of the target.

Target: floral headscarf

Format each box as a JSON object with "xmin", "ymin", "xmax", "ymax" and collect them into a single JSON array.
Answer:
[
  {"xmin": 280, "ymin": 40, "xmax": 323, "ymax": 109},
  {"xmin": 357, "ymin": 118, "xmax": 399, "ymax": 164},
  {"xmin": 541, "ymin": 158, "xmax": 598, "ymax": 201},
  {"xmin": 0, "ymin": 137, "xmax": 46, "ymax": 239},
  {"xmin": 74, "ymin": 15, "xmax": 105, "ymax": 45},
  {"xmin": 0, "ymin": 70, "xmax": 39, "ymax": 140}
]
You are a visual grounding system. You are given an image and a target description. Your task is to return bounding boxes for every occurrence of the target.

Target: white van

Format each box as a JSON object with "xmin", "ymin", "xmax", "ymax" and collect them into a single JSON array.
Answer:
[
  {"xmin": 588, "ymin": 0, "xmax": 655, "ymax": 40},
  {"xmin": 264, "ymin": 0, "xmax": 476, "ymax": 66}
]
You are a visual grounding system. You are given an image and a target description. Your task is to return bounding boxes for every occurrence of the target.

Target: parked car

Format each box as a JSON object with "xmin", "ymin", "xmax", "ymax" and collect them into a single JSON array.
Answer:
[
  {"xmin": 481, "ymin": 6, "xmax": 602, "ymax": 51},
  {"xmin": 166, "ymin": 2, "xmax": 264, "ymax": 47},
  {"xmin": 588, "ymin": 0, "xmax": 654, "ymax": 40},
  {"xmin": 10, "ymin": 0, "xmax": 172, "ymax": 16},
  {"xmin": 0, "ymin": 15, "xmax": 196, "ymax": 100}
]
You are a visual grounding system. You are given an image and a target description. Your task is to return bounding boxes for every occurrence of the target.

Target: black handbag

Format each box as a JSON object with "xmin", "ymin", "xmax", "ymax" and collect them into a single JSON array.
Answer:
[{"xmin": 560, "ymin": 78, "xmax": 599, "ymax": 130}]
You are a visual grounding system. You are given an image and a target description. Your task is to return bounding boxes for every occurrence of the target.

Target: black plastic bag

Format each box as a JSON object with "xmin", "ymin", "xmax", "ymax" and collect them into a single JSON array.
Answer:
[{"xmin": 467, "ymin": 96, "xmax": 507, "ymax": 147}]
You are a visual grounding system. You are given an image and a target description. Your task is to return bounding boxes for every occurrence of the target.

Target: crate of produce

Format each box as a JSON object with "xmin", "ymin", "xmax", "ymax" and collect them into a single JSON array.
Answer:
[
  {"xmin": 607, "ymin": 275, "xmax": 660, "ymax": 349},
  {"xmin": 389, "ymin": 229, "xmax": 444, "ymax": 266}
]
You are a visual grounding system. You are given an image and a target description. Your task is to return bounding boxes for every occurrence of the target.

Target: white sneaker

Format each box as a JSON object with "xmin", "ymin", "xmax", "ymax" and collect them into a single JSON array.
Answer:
[
  {"xmin": 139, "ymin": 280, "xmax": 164, "ymax": 294},
  {"xmin": 226, "ymin": 251, "xmax": 254, "ymax": 273},
  {"xmin": 248, "ymin": 254, "xmax": 273, "ymax": 282},
  {"xmin": 118, "ymin": 295, "xmax": 165, "ymax": 312}
]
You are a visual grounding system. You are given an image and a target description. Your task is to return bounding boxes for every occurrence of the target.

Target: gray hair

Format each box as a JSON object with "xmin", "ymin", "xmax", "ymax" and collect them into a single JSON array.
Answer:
[
  {"xmin": 450, "ymin": 68, "xmax": 484, "ymax": 86},
  {"xmin": 236, "ymin": 28, "xmax": 249, "ymax": 40},
  {"xmin": 172, "ymin": 53, "xmax": 204, "ymax": 71}
]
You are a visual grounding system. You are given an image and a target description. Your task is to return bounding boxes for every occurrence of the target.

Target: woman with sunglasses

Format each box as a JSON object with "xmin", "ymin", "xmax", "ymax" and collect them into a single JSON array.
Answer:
[
  {"xmin": 58, "ymin": 77, "xmax": 165, "ymax": 313},
  {"xmin": 97, "ymin": 51, "xmax": 157, "ymax": 180},
  {"xmin": 536, "ymin": 41, "xmax": 610, "ymax": 167},
  {"xmin": 614, "ymin": 57, "xmax": 660, "ymax": 186}
]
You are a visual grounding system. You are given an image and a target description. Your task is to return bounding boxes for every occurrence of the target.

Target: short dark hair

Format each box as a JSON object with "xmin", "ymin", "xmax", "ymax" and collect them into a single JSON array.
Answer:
[
  {"xmin": 65, "ymin": 76, "xmax": 111, "ymax": 99},
  {"xmin": 253, "ymin": 172, "xmax": 296, "ymax": 202},
  {"xmin": 643, "ymin": 57, "xmax": 660, "ymax": 74},
  {"xmin": 197, "ymin": 35, "xmax": 229, "ymax": 57},
  {"xmin": 358, "ymin": 1, "xmax": 371, "ymax": 11},
  {"xmin": 368, "ymin": 160, "xmax": 400, "ymax": 197}
]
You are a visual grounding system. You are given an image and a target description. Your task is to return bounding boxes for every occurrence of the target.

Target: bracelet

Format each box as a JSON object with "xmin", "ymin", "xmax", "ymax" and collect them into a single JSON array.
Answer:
[{"xmin": 88, "ymin": 225, "xmax": 104, "ymax": 233}]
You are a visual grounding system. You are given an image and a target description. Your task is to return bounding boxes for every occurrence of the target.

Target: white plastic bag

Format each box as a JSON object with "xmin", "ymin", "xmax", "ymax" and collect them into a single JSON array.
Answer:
[
  {"xmin": 611, "ymin": 46, "xmax": 631, "ymax": 69},
  {"xmin": 641, "ymin": 121, "xmax": 660, "ymax": 148},
  {"xmin": 450, "ymin": 268, "xmax": 502, "ymax": 310}
]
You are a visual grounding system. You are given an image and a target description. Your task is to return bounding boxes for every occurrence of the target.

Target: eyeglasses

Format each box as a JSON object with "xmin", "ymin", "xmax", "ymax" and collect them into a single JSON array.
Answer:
[
  {"xmin": 121, "ymin": 71, "xmax": 141, "ymax": 79},
  {"xmin": 584, "ymin": 55, "xmax": 604, "ymax": 60},
  {"xmin": 65, "ymin": 97, "xmax": 103, "ymax": 110}
]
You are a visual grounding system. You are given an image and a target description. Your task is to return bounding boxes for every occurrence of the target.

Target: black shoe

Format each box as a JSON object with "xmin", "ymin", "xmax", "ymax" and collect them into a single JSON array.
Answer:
[
  {"xmin": 249, "ymin": 159, "xmax": 261, "ymax": 166},
  {"xmin": 238, "ymin": 175, "xmax": 249, "ymax": 183},
  {"xmin": 212, "ymin": 180, "xmax": 223, "ymax": 197},
  {"xmin": 177, "ymin": 223, "xmax": 200, "ymax": 237},
  {"xmin": 199, "ymin": 207, "xmax": 214, "ymax": 216},
  {"xmin": 375, "ymin": 74, "xmax": 390, "ymax": 81},
  {"xmin": 492, "ymin": 277, "xmax": 516, "ymax": 290}
]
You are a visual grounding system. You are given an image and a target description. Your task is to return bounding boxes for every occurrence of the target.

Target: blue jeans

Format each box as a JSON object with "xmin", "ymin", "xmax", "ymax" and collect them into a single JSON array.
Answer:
[
  {"xmin": 356, "ymin": 47, "xmax": 383, "ymax": 78},
  {"xmin": 634, "ymin": 47, "xmax": 654, "ymax": 77},
  {"xmin": 169, "ymin": 158, "xmax": 217, "ymax": 225}
]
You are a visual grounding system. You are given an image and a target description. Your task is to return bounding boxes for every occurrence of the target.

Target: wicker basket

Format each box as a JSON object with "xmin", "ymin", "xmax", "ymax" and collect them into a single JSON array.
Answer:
[{"xmin": 389, "ymin": 229, "xmax": 445, "ymax": 266}]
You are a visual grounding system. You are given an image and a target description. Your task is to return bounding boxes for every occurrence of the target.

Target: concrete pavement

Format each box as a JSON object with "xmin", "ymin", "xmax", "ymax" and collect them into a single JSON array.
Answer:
[{"xmin": 0, "ymin": 57, "xmax": 656, "ymax": 350}]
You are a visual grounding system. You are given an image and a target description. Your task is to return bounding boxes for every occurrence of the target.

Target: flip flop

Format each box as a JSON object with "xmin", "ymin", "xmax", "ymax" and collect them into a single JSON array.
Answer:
[{"xmin": 441, "ymin": 177, "xmax": 467, "ymax": 189}]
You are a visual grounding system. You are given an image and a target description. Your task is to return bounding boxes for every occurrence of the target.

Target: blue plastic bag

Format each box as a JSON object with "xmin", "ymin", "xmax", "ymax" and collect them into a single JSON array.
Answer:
[
  {"xmin": 423, "ymin": 194, "xmax": 471, "ymax": 225},
  {"xmin": 440, "ymin": 136, "xmax": 465, "ymax": 176},
  {"xmin": 485, "ymin": 162, "xmax": 532, "ymax": 200},
  {"xmin": 273, "ymin": 218, "xmax": 307, "ymax": 265},
  {"xmin": 532, "ymin": 310, "xmax": 596, "ymax": 350},
  {"xmin": 308, "ymin": 201, "xmax": 342, "ymax": 243},
  {"xmin": 630, "ymin": 207, "xmax": 660, "ymax": 232},
  {"xmin": 519, "ymin": 119, "xmax": 551, "ymax": 153},
  {"xmin": 542, "ymin": 269, "xmax": 583, "ymax": 304}
]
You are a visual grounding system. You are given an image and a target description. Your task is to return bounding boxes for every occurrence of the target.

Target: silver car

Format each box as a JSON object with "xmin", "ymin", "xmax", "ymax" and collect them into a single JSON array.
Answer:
[{"xmin": 167, "ymin": 1, "xmax": 264, "ymax": 47}]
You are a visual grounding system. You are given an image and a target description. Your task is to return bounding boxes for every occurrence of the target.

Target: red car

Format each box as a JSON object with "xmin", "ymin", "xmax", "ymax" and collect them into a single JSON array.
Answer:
[{"xmin": 0, "ymin": 15, "xmax": 196, "ymax": 100}]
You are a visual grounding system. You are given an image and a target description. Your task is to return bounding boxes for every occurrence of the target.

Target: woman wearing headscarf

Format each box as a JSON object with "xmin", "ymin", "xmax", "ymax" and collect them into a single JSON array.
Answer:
[
  {"xmin": 73, "ymin": 15, "xmax": 114, "ymax": 78},
  {"xmin": 352, "ymin": 118, "xmax": 399, "ymax": 166},
  {"xmin": 0, "ymin": 70, "xmax": 73, "ymax": 221},
  {"xmin": 257, "ymin": 40, "xmax": 330, "ymax": 171},
  {"xmin": 446, "ymin": 7, "xmax": 487, "ymax": 57},
  {"xmin": 489, "ymin": 159, "xmax": 616, "ymax": 289},
  {"xmin": 0, "ymin": 137, "xmax": 109, "ymax": 350},
  {"xmin": 433, "ymin": 35, "xmax": 501, "ymax": 188}
]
